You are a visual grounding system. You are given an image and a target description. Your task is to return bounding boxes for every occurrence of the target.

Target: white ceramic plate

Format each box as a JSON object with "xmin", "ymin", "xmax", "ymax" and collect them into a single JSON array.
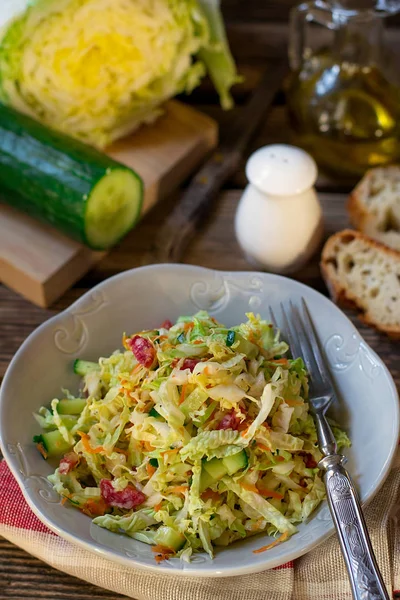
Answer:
[{"xmin": 0, "ymin": 265, "xmax": 398, "ymax": 577}]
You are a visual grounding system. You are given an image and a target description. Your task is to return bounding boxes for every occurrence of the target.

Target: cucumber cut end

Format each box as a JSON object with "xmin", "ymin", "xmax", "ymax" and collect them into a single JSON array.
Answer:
[
  {"xmin": 74, "ymin": 359, "xmax": 100, "ymax": 376},
  {"xmin": 85, "ymin": 168, "xmax": 143, "ymax": 250}
]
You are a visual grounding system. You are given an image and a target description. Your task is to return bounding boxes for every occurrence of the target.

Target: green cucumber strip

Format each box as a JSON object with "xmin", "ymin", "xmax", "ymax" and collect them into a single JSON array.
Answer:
[
  {"xmin": 203, "ymin": 457, "xmax": 228, "ymax": 480},
  {"xmin": 154, "ymin": 526, "xmax": 185, "ymax": 552},
  {"xmin": 233, "ymin": 333, "xmax": 258, "ymax": 359},
  {"xmin": 74, "ymin": 360, "xmax": 100, "ymax": 376},
  {"xmin": 60, "ymin": 415, "xmax": 79, "ymax": 430},
  {"xmin": 199, "ymin": 469, "xmax": 214, "ymax": 493},
  {"xmin": 222, "ymin": 450, "xmax": 248, "ymax": 475},
  {"xmin": 195, "ymin": 401, "xmax": 218, "ymax": 426},
  {"xmin": 181, "ymin": 388, "xmax": 209, "ymax": 419},
  {"xmin": 226, "ymin": 330, "xmax": 235, "ymax": 347},
  {"xmin": 58, "ymin": 398, "xmax": 87, "ymax": 415},
  {"xmin": 33, "ymin": 430, "xmax": 72, "ymax": 458}
]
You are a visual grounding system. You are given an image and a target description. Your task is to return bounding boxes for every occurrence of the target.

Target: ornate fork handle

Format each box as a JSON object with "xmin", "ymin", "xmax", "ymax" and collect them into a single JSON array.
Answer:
[{"xmin": 319, "ymin": 454, "xmax": 390, "ymax": 600}]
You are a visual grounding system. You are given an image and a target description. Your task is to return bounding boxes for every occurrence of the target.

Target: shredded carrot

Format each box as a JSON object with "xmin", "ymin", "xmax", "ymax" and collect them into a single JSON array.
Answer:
[
  {"xmin": 114, "ymin": 448, "xmax": 129, "ymax": 456},
  {"xmin": 169, "ymin": 485, "xmax": 189, "ymax": 495},
  {"xmin": 154, "ymin": 502, "xmax": 163, "ymax": 512},
  {"xmin": 257, "ymin": 443, "xmax": 272, "ymax": 453},
  {"xmin": 284, "ymin": 398, "xmax": 304, "ymax": 407},
  {"xmin": 35, "ymin": 442, "xmax": 48, "ymax": 460},
  {"xmin": 179, "ymin": 383, "xmax": 187, "ymax": 405},
  {"xmin": 270, "ymin": 358, "xmax": 289, "ymax": 366},
  {"xmin": 193, "ymin": 339, "xmax": 203, "ymax": 345},
  {"xmin": 201, "ymin": 490, "xmax": 220, "ymax": 502},
  {"xmin": 131, "ymin": 364, "xmax": 142, "ymax": 375},
  {"xmin": 250, "ymin": 519, "xmax": 264, "ymax": 532},
  {"xmin": 77, "ymin": 431, "xmax": 104, "ymax": 454},
  {"xmin": 152, "ymin": 545, "xmax": 174, "ymax": 554},
  {"xmin": 183, "ymin": 322, "xmax": 194, "ymax": 332},
  {"xmin": 80, "ymin": 498, "xmax": 109, "ymax": 517},
  {"xmin": 158, "ymin": 335, "xmax": 168, "ymax": 341},
  {"xmin": 240, "ymin": 427, "xmax": 250, "ymax": 438},
  {"xmin": 240, "ymin": 483, "xmax": 259, "ymax": 494},
  {"xmin": 152, "ymin": 544, "xmax": 175, "ymax": 563},
  {"xmin": 238, "ymin": 419, "xmax": 249, "ymax": 432},
  {"xmin": 143, "ymin": 441, "xmax": 155, "ymax": 452},
  {"xmin": 146, "ymin": 463, "xmax": 157, "ymax": 477},
  {"xmin": 276, "ymin": 455, "xmax": 285, "ymax": 462},
  {"xmin": 154, "ymin": 554, "xmax": 167, "ymax": 563},
  {"xmin": 253, "ymin": 532, "xmax": 289, "ymax": 554},
  {"xmin": 161, "ymin": 448, "xmax": 179, "ymax": 457},
  {"xmin": 258, "ymin": 488, "xmax": 284, "ymax": 500},
  {"xmin": 61, "ymin": 496, "xmax": 69, "ymax": 506}
]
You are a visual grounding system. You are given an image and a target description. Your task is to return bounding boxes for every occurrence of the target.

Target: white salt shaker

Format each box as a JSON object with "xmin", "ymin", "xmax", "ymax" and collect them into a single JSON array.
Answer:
[{"xmin": 235, "ymin": 144, "xmax": 323, "ymax": 274}]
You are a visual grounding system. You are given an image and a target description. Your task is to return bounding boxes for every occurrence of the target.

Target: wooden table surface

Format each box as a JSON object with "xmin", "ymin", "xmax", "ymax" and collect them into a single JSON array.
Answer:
[{"xmin": 1, "ymin": 2, "xmax": 400, "ymax": 598}]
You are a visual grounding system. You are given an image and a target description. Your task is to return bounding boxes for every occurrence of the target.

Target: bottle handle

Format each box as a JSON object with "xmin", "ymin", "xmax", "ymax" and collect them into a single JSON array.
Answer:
[{"xmin": 289, "ymin": 0, "xmax": 336, "ymax": 70}]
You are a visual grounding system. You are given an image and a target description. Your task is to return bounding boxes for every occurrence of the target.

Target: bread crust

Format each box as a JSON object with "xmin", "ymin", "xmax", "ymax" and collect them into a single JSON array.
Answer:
[
  {"xmin": 320, "ymin": 229, "xmax": 400, "ymax": 339},
  {"xmin": 347, "ymin": 166, "xmax": 400, "ymax": 251}
]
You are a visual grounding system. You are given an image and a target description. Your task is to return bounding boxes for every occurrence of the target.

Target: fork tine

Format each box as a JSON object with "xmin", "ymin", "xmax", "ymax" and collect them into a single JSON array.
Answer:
[
  {"xmin": 300, "ymin": 298, "xmax": 332, "ymax": 386},
  {"xmin": 288, "ymin": 300, "xmax": 319, "ymax": 377},
  {"xmin": 268, "ymin": 306, "xmax": 277, "ymax": 328},
  {"xmin": 279, "ymin": 303, "xmax": 302, "ymax": 359},
  {"xmin": 270, "ymin": 305, "xmax": 297, "ymax": 359}
]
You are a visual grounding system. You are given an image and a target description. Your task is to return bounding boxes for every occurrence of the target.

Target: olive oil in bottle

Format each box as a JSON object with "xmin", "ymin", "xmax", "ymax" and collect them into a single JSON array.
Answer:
[
  {"xmin": 287, "ymin": 57, "xmax": 400, "ymax": 178},
  {"xmin": 287, "ymin": 1, "xmax": 400, "ymax": 178}
]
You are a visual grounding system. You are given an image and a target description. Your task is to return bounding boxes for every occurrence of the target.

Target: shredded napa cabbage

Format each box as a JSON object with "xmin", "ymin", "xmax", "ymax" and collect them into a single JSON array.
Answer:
[{"xmin": 33, "ymin": 310, "xmax": 351, "ymax": 562}]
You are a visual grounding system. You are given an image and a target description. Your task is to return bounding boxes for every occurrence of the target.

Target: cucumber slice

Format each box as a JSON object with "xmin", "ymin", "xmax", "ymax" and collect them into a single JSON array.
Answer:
[
  {"xmin": 58, "ymin": 398, "xmax": 87, "ymax": 415},
  {"xmin": 60, "ymin": 415, "xmax": 79, "ymax": 430},
  {"xmin": 200, "ymin": 452, "xmax": 247, "ymax": 491},
  {"xmin": 180, "ymin": 388, "xmax": 209, "ymax": 419},
  {"xmin": 74, "ymin": 360, "xmax": 100, "ymax": 376},
  {"xmin": 203, "ymin": 457, "xmax": 228, "ymax": 480},
  {"xmin": 199, "ymin": 469, "xmax": 214, "ymax": 493},
  {"xmin": 222, "ymin": 450, "xmax": 248, "ymax": 475},
  {"xmin": 154, "ymin": 526, "xmax": 185, "ymax": 552},
  {"xmin": 33, "ymin": 430, "xmax": 73, "ymax": 458},
  {"xmin": 234, "ymin": 333, "xmax": 259, "ymax": 359},
  {"xmin": 85, "ymin": 169, "xmax": 142, "ymax": 249}
]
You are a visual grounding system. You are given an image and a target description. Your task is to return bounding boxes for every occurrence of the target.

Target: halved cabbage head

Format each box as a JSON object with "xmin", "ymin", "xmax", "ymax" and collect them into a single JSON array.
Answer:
[{"xmin": 0, "ymin": 0, "xmax": 239, "ymax": 148}]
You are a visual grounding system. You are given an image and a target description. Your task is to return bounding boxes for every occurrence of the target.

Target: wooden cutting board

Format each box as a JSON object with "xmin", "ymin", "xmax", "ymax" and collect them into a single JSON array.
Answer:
[{"xmin": 0, "ymin": 101, "xmax": 218, "ymax": 307}]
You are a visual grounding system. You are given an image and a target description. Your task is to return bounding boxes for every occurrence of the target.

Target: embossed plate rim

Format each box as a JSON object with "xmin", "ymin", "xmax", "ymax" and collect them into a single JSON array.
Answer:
[{"xmin": 0, "ymin": 264, "xmax": 398, "ymax": 577}]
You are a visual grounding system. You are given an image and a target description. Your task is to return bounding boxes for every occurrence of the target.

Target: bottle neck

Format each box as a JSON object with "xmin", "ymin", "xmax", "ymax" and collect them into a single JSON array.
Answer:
[{"xmin": 332, "ymin": 12, "xmax": 384, "ymax": 66}]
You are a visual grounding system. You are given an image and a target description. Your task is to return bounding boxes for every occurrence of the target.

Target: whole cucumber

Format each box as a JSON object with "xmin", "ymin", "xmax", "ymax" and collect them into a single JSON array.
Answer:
[{"xmin": 0, "ymin": 104, "xmax": 143, "ymax": 250}]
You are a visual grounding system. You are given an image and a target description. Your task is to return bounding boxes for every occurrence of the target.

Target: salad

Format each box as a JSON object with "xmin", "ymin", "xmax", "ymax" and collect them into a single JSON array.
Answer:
[{"xmin": 33, "ymin": 311, "xmax": 350, "ymax": 562}]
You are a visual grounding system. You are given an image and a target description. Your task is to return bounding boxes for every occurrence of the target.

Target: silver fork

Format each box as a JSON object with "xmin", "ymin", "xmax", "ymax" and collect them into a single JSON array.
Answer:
[{"xmin": 270, "ymin": 299, "xmax": 389, "ymax": 600}]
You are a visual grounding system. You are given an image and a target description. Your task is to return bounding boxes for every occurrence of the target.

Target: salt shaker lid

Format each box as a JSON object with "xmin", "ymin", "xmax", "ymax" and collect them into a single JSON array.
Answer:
[{"xmin": 246, "ymin": 144, "xmax": 318, "ymax": 196}]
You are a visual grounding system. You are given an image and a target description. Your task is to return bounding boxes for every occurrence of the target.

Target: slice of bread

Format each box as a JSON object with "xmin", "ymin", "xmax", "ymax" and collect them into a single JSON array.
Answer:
[
  {"xmin": 321, "ymin": 229, "xmax": 400, "ymax": 338},
  {"xmin": 348, "ymin": 166, "xmax": 400, "ymax": 251}
]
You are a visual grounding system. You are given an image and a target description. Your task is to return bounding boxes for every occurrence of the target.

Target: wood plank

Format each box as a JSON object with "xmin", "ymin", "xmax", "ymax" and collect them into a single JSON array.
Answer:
[{"xmin": 0, "ymin": 101, "xmax": 217, "ymax": 308}]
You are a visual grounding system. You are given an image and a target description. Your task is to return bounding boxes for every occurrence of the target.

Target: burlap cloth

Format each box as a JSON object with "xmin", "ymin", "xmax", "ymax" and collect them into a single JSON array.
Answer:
[{"xmin": 1, "ymin": 450, "xmax": 399, "ymax": 600}]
